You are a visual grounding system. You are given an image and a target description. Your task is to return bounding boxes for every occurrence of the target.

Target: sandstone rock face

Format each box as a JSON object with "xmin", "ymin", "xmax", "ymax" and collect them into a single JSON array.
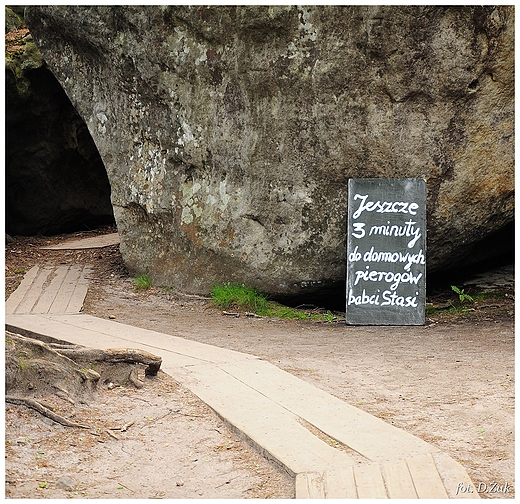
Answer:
[
  {"xmin": 25, "ymin": 6, "xmax": 514, "ymax": 299},
  {"xmin": 6, "ymin": 8, "xmax": 114, "ymax": 236}
]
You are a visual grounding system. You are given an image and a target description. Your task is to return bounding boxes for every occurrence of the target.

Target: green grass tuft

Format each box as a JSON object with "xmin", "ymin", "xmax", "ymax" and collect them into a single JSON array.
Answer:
[
  {"xmin": 210, "ymin": 283, "xmax": 269, "ymax": 314},
  {"xmin": 133, "ymin": 274, "xmax": 153, "ymax": 290}
]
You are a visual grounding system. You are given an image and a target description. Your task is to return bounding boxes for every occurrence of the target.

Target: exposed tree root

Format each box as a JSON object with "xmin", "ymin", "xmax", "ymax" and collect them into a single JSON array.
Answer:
[
  {"xmin": 54, "ymin": 347, "xmax": 162, "ymax": 376},
  {"xmin": 5, "ymin": 396, "xmax": 91, "ymax": 429},
  {"xmin": 5, "ymin": 330, "xmax": 163, "ymax": 431}
]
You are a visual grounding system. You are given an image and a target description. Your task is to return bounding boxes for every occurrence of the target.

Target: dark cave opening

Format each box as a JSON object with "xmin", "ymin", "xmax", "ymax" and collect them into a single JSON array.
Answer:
[
  {"xmin": 6, "ymin": 58, "xmax": 115, "ymax": 237},
  {"xmin": 426, "ymin": 222, "xmax": 514, "ymax": 290}
]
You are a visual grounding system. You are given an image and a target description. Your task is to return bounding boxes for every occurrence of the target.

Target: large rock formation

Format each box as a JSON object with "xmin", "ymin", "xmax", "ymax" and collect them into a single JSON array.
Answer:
[
  {"xmin": 24, "ymin": 6, "xmax": 514, "ymax": 299},
  {"xmin": 6, "ymin": 7, "xmax": 114, "ymax": 236}
]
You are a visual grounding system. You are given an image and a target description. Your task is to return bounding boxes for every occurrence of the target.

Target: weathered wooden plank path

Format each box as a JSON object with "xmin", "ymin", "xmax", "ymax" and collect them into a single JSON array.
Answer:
[
  {"xmin": 6, "ymin": 233, "xmax": 479, "ymax": 498},
  {"xmin": 39, "ymin": 232, "xmax": 119, "ymax": 250},
  {"xmin": 5, "ymin": 265, "xmax": 92, "ymax": 315}
]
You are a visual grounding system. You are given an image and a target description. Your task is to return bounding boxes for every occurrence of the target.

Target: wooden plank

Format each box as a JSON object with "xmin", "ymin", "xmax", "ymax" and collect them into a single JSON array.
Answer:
[
  {"xmin": 406, "ymin": 453, "xmax": 448, "ymax": 499},
  {"xmin": 218, "ymin": 360, "xmax": 434, "ymax": 462},
  {"xmin": 48, "ymin": 266, "xmax": 82, "ymax": 313},
  {"xmin": 382, "ymin": 458, "xmax": 417, "ymax": 498},
  {"xmin": 65, "ymin": 266, "xmax": 92, "ymax": 313},
  {"xmin": 40, "ymin": 233, "xmax": 119, "ymax": 250},
  {"xmin": 324, "ymin": 466, "xmax": 358, "ymax": 498},
  {"xmin": 5, "ymin": 266, "xmax": 40, "ymax": 314},
  {"xmin": 295, "ymin": 472, "xmax": 325, "ymax": 499},
  {"xmin": 12, "ymin": 267, "xmax": 53, "ymax": 314},
  {"xmin": 184, "ymin": 363, "xmax": 355, "ymax": 475},
  {"xmin": 354, "ymin": 463, "xmax": 388, "ymax": 498},
  {"xmin": 431, "ymin": 452, "xmax": 479, "ymax": 499},
  {"xmin": 32, "ymin": 266, "xmax": 68, "ymax": 314}
]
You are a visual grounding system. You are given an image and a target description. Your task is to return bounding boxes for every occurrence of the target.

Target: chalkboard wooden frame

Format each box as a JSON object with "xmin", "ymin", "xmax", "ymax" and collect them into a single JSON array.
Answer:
[{"xmin": 346, "ymin": 178, "xmax": 426, "ymax": 325}]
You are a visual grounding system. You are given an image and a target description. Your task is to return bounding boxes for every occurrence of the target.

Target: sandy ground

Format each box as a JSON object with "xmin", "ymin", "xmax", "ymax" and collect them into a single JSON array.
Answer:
[
  {"xmin": 5, "ymin": 227, "xmax": 515, "ymax": 499},
  {"xmin": 5, "ymin": 370, "xmax": 293, "ymax": 499}
]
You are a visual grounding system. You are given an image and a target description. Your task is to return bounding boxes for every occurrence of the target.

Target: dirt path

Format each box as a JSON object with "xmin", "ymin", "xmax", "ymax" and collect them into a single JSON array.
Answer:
[
  {"xmin": 5, "ymin": 227, "xmax": 515, "ymax": 498},
  {"xmin": 5, "ymin": 229, "xmax": 294, "ymax": 499}
]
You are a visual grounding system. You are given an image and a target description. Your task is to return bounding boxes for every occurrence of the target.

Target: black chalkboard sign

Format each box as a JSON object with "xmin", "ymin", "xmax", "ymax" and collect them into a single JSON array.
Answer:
[{"xmin": 346, "ymin": 178, "xmax": 426, "ymax": 325}]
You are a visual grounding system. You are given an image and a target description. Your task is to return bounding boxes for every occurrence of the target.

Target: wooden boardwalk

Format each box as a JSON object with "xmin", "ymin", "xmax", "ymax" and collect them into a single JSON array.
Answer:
[
  {"xmin": 6, "ymin": 253, "xmax": 480, "ymax": 499},
  {"xmin": 5, "ymin": 265, "xmax": 92, "ymax": 315},
  {"xmin": 296, "ymin": 452, "xmax": 474, "ymax": 498},
  {"xmin": 39, "ymin": 232, "xmax": 119, "ymax": 250}
]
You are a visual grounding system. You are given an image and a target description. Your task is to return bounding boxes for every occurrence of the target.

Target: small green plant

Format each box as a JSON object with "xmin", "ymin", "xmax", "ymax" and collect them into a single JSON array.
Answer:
[
  {"xmin": 210, "ymin": 283, "xmax": 269, "ymax": 314},
  {"xmin": 133, "ymin": 274, "xmax": 153, "ymax": 290},
  {"xmin": 264, "ymin": 303, "xmax": 310, "ymax": 319},
  {"xmin": 14, "ymin": 268, "xmax": 26, "ymax": 275},
  {"xmin": 451, "ymin": 285, "xmax": 474, "ymax": 303},
  {"xmin": 18, "ymin": 355, "xmax": 25, "ymax": 371}
]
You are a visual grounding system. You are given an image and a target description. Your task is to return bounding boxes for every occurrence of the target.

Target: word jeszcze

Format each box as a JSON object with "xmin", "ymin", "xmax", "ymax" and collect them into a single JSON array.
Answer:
[{"xmin": 351, "ymin": 193, "xmax": 419, "ymax": 219}]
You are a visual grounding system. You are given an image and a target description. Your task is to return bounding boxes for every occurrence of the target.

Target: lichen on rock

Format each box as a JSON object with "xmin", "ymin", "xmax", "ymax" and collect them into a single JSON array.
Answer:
[{"xmin": 5, "ymin": 12, "xmax": 44, "ymax": 98}]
